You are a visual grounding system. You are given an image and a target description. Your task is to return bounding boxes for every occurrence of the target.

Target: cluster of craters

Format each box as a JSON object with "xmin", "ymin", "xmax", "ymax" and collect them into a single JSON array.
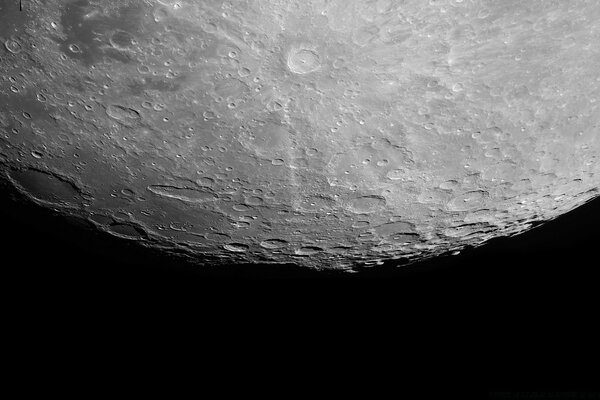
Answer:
[{"xmin": 0, "ymin": 0, "xmax": 599, "ymax": 270}]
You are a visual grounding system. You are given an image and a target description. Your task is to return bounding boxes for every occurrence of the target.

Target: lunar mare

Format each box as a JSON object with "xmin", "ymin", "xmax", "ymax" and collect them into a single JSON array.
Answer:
[{"xmin": 1, "ymin": 0, "xmax": 599, "ymax": 271}]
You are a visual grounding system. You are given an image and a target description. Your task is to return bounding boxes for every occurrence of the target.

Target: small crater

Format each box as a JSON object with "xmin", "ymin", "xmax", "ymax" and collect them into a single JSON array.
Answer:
[
  {"xmin": 89, "ymin": 213, "xmax": 114, "ymax": 226},
  {"xmin": 439, "ymin": 180, "xmax": 460, "ymax": 191},
  {"xmin": 260, "ymin": 239, "xmax": 289, "ymax": 249},
  {"xmin": 216, "ymin": 43, "xmax": 240, "ymax": 58},
  {"xmin": 352, "ymin": 220, "xmax": 370, "ymax": 228},
  {"xmin": 447, "ymin": 190, "xmax": 490, "ymax": 212},
  {"xmin": 232, "ymin": 204, "xmax": 250, "ymax": 212},
  {"xmin": 157, "ymin": 0, "xmax": 182, "ymax": 7},
  {"xmin": 108, "ymin": 222, "xmax": 147, "ymax": 239},
  {"xmin": 371, "ymin": 138, "xmax": 393, "ymax": 151},
  {"xmin": 224, "ymin": 243, "xmax": 249, "ymax": 252},
  {"xmin": 153, "ymin": 7, "xmax": 170, "ymax": 23},
  {"xmin": 417, "ymin": 189, "xmax": 450, "ymax": 205},
  {"xmin": 195, "ymin": 176, "xmax": 215, "ymax": 187},
  {"xmin": 106, "ymin": 104, "xmax": 141, "ymax": 125},
  {"xmin": 4, "ymin": 38, "xmax": 22, "ymax": 54},
  {"xmin": 295, "ymin": 246, "xmax": 323, "ymax": 256},
  {"xmin": 120, "ymin": 188, "xmax": 135, "ymax": 197},
  {"xmin": 212, "ymin": 78, "xmax": 249, "ymax": 100},
  {"xmin": 373, "ymin": 221, "xmax": 416, "ymax": 236},
  {"xmin": 328, "ymin": 246, "xmax": 352, "ymax": 254},
  {"xmin": 109, "ymin": 30, "xmax": 137, "ymax": 51},
  {"xmin": 58, "ymin": 1, "xmax": 145, "ymax": 66},
  {"xmin": 295, "ymin": 195, "xmax": 336, "ymax": 213},
  {"xmin": 386, "ymin": 169, "xmax": 404, "ymax": 180},
  {"xmin": 358, "ymin": 232, "xmax": 377, "ymax": 242},
  {"xmin": 387, "ymin": 233, "xmax": 420, "ymax": 244},
  {"xmin": 306, "ymin": 148, "xmax": 319, "ymax": 156},
  {"xmin": 443, "ymin": 223, "xmax": 493, "ymax": 239},
  {"xmin": 147, "ymin": 185, "xmax": 217, "ymax": 203},
  {"xmin": 287, "ymin": 47, "xmax": 321, "ymax": 74},
  {"xmin": 238, "ymin": 67, "xmax": 251, "ymax": 77},
  {"xmin": 206, "ymin": 232, "xmax": 231, "ymax": 242},
  {"xmin": 68, "ymin": 43, "xmax": 82, "ymax": 53},
  {"xmin": 352, "ymin": 25, "xmax": 379, "ymax": 47},
  {"xmin": 245, "ymin": 196, "xmax": 264, "ymax": 206}
]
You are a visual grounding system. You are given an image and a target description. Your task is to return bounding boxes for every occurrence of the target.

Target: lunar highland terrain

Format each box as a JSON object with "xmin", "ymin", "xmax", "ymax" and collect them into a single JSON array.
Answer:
[{"xmin": 1, "ymin": 0, "xmax": 599, "ymax": 272}]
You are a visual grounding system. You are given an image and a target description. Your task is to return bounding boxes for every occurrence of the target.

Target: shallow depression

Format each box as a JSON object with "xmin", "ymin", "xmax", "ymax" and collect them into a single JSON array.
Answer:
[{"xmin": 9, "ymin": 169, "xmax": 84, "ymax": 206}]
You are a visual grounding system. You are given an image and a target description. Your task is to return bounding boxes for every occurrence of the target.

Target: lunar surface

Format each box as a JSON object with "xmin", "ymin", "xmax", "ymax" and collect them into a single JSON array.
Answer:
[{"xmin": 1, "ymin": 0, "xmax": 599, "ymax": 272}]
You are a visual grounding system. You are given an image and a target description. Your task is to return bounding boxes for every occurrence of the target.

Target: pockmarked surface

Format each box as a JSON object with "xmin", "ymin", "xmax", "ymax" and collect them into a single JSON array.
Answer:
[{"xmin": 1, "ymin": 0, "xmax": 599, "ymax": 271}]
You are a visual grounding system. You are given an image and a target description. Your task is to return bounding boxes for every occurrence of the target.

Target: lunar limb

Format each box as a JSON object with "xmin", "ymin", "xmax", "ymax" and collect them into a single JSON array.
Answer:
[{"xmin": 1, "ymin": 0, "xmax": 599, "ymax": 271}]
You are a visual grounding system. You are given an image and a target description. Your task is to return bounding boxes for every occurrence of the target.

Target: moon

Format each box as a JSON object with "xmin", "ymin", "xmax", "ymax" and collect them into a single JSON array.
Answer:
[{"xmin": 1, "ymin": 0, "xmax": 599, "ymax": 272}]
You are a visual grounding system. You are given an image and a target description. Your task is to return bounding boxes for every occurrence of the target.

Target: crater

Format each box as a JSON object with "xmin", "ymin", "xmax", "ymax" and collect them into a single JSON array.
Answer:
[
  {"xmin": 260, "ymin": 239, "xmax": 289, "ymax": 249},
  {"xmin": 109, "ymin": 30, "xmax": 137, "ymax": 51},
  {"xmin": 108, "ymin": 222, "xmax": 147, "ymax": 239},
  {"xmin": 295, "ymin": 195, "xmax": 336, "ymax": 213},
  {"xmin": 287, "ymin": 47, "xmax": 321, "ymax": 74},
  {"xmin": 106, "ymin": 104, "xmax": 141, "ymax": 125},
  {"xmin": 58, "ymin": 0, "xmax": 147, "ymax": 66},
  {"xmin": 386, "ymin": 233, "xmax": 420, "ymax": 244},
  {"xmin": 4, "ymin": 38, "xmax": 22, "ymax": 54},
  {"xmin": 346, "ymin": 195, "xmax": 387, "ymax": 214},
  {"xmin": 9, "ymin": 168, "xmax": 84, "ymax": 206},
  {"xmin": 373, "ymin": 221, "xmax": 416, "ymax": 236},
  {"xmin": 147, "ymin": 185, "xmax": 217, "ymax": 203},
  {"xmin": 238, "ymin": 121, "xmax": 291, "ymax": 157},
  {"xmin": 224, "ymin": 243, "xmax": 249, "ymax": 253},
  {"xmin": 447, "ymin": 190, "xmax": 490, "ymax": 212},
  {"xmin": 295, "ymin": 246, "xmax": 323, "ymax": 256}
]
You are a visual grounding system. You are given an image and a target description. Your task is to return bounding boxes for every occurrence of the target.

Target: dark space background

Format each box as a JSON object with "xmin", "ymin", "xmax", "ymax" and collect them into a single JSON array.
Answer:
[{"xmin": 2, "ymin": 184, "xmax": 598, "ymax": 391}]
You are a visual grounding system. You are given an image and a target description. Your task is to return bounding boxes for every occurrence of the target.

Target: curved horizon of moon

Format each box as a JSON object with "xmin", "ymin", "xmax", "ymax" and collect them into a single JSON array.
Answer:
[{"xmin": 1, "ymin": 0, "xmax": 599, "ymax": 271}]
